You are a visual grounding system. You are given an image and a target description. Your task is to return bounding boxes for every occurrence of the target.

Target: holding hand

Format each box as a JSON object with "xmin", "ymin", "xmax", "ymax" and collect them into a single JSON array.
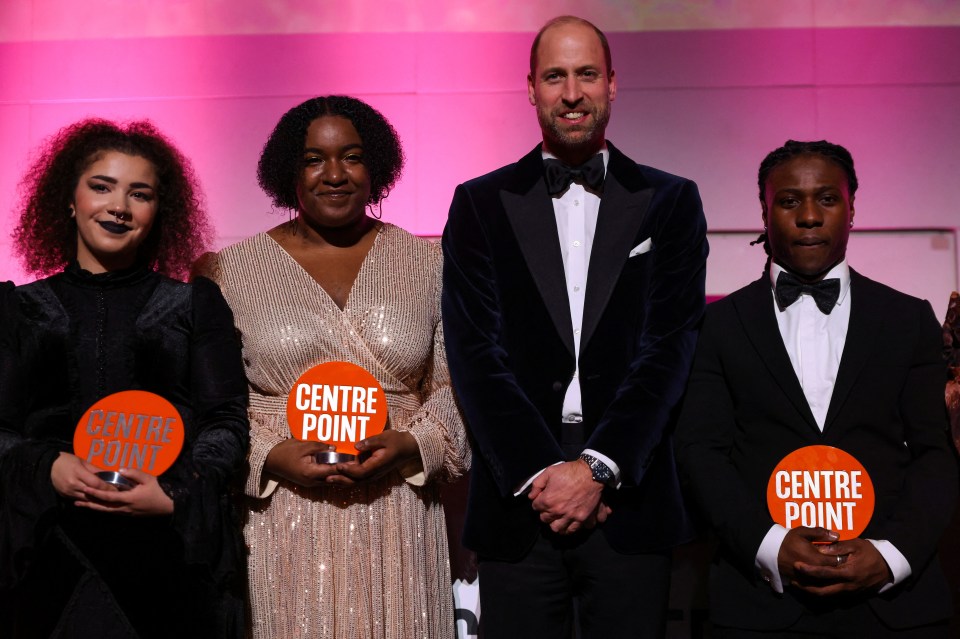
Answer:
[
  {"xmin": 265, "ymin": 438, "xmax": 341, "ymax": 487},
  {"xmin": 528, "ymin": 459, "xmax": 606, "ymax": 535},
  {"xmin": 51, "ymin": 451, "xmax": 113, "ymax": 500},
  {"xmin": 777, "ymin": 526, "xmax": 840, "ymax": 587},
  {"xmin": 78, "ymin": 468, "xmax": 175, "ymax": 516},
  {"xmin": 328, "ymin": 430, "xmax": 420, "ymax": 485},
  {"xmin": 793, "ymin": 537, "xmax": 892, "ymax": 595},
  {"xmin": 778, "ymin": 527, "xmax": 892, "ymax": 596}
]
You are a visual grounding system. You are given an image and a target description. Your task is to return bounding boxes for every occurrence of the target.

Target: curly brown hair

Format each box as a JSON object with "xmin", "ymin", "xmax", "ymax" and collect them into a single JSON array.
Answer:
[{"xmin": 12, "ymin": 119, "xmax": 209, "ymax": 280}]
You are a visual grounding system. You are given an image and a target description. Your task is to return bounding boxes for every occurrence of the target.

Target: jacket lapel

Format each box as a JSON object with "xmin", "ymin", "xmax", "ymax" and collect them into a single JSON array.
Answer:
[
  {"xmin": 501, "ymin": 146, "xmax": 575, "ymax": 355},
  {"xmin": 581, "ymin": 143, "xmax": 652, "ymax": 350},
  {"xmin": 823, "ymin": 270, "xmax": 880, "ymax": 431},
  {"xmin": 734, "ymin": 276, "xmax": 821, "ymax": 433}
]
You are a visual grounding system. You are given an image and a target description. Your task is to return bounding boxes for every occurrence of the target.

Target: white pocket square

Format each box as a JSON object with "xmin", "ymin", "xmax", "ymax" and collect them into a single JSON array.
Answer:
[{"xmin": 628, "ymin": 238, "xmax": 653, "ymax": 257}]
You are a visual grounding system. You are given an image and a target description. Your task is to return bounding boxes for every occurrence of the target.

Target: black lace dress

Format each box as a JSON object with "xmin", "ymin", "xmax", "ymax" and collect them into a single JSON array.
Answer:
[{"xmin": 0, "ymin": 264, "xmax": 249, "ymax": 639}]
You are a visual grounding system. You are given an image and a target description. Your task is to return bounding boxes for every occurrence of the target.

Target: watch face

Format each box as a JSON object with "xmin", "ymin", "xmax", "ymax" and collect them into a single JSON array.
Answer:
[
  {"xmin": 582, "ymin": 455, "xmax": 612, "ymax": 483},
  {"xmin": 593, "ymin": 465, "xmax": 613, "ymax": 482}
]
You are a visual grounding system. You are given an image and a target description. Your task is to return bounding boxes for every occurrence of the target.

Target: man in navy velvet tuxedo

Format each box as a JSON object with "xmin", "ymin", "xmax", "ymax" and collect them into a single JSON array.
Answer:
[
  {"xmin": 441, "ymin": 15, "xmax": 708, "ymax": 638},
  {"xmin": 675, "ymin": 141, "xmax": 958, "ymax": 637}
]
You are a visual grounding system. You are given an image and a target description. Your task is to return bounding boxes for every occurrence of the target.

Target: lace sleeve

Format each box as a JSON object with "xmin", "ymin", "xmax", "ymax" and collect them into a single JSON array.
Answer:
[
  {"xmin": 0, "ymin": 288, "xmax": 62, "ymax": 590},
  {"xmin": 156, "ymin": 277, "xmax": 249, "ymax": 584}
]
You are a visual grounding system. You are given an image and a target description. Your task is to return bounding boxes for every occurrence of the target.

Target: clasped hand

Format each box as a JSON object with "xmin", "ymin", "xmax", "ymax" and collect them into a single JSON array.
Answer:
[
  {"xmin": 778, "ymin": 526, "xmax": 892, "ymax": 596},
  {"xmin": 51, "ymin": 452, "xmax": 174, "ymax": 516},
  {"xmin": 265, "ymin": 431, "xmax": 420, "ymax": 487},
  {"xmin": 528, "ymin": 459, "xmax": 611, "ymax": 535}
]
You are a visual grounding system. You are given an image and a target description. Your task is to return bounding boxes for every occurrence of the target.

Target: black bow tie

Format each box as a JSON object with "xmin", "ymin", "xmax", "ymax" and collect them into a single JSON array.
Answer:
[
  {"xmin": 543, "ymin": 155, "xmax": 605, "ymax": 195},
  {"xmin": 775, "ymin": 271, "xmax": 841, "ymax": 314}
]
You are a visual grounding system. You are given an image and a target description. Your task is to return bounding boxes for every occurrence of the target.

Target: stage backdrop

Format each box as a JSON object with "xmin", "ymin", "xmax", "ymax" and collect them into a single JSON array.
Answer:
[
  {"xmin": 2, "ymin": 2, "xmax": 959, "ymax": 637},
  {"xmin": 2, "ymin": 0, "xmax": 959, "ymax": 316}
]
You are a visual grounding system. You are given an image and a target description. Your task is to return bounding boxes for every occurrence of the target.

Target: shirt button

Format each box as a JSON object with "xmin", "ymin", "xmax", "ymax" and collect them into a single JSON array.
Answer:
[
  {"xmin": 573, "ymin": 285, "xmax": 580, "ymax": 292},
  {"xmin": 574, "ymin": 200, "xmax": 580, "ymax": 206},
  {"xmin": 574, "ymin": 329, "xmax": 581, "ymax": 335},
  {"xmin": 573, "ymin": 240, "xmax": 581, "ymax": 247}
]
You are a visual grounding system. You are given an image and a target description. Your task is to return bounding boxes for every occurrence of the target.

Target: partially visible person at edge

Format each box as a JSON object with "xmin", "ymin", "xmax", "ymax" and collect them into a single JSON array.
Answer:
[
  {"xmin": 676, "ymin": 140, "xmax": 958, "ymax": 638},
  {"xmin": 944, "ymin": 291, "xmax": 960, "ymax": 451},
  {"xmin": 442, "ymin": 15, "xmax": 707, "ymax": 639},
  {"xmin": 0, "ymin": 119, "xmax": 250, "ymax": 638},
  {"xmin": 0, "ymin": 282, "xmax": 12, "ymax": 328},
  {"xmin": 195, "ymin": 95, "xmax": 469, "ymax": 639}
]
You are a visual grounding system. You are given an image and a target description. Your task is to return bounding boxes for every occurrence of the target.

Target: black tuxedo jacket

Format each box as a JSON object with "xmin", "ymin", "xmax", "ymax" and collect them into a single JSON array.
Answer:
[
  {"xmin": 675, "ymin": 270, "xmax": 958, "ymax": 631},
  {"xmin": 442, "ymin": 143, "xmax": 707, "ymax": 560}
]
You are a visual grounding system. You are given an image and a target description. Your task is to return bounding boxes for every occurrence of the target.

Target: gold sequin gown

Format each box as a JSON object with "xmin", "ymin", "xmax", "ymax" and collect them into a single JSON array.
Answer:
[{"xmin": 213, "ymin": 223, "xmax": 469, "ymax": 639}]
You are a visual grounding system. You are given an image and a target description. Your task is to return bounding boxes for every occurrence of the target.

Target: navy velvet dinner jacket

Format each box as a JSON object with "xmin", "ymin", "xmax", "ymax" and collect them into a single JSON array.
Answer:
[{"xmin": 442, "ymin": 142, "xmax": 708, "ymax": 560}]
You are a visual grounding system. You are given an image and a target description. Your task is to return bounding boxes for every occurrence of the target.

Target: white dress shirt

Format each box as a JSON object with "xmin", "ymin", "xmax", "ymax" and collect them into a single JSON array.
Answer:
[
  {"xmin": 755, "ymin": 260, "xmax": 910, "ymax": 593},
  {"xmin": 514, "ymin": 148, "xmax": 621, "ymax": 494}
]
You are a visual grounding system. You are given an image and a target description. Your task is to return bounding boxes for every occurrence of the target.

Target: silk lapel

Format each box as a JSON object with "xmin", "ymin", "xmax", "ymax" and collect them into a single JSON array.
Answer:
[
  {"xmin": 734, "ymin": 276, "xmax": 821, "ymax": 433},
  {"xmin": 823, "ymin": 270, "xmax": 879, "ymax": 431},
  {"xmin": 581, "ymin": 147, "xmax": 652, "ymax": 351},
  {"xmin": 501, "ymin": 147, "xmax": 575, "ymax": 355}
]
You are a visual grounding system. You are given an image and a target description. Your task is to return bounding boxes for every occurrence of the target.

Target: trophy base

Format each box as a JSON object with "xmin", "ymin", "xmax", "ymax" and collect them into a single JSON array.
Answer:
[
  {"xmin": 96, "ymin": 471, "xmax": 135, "ymax": 491},
  {"xmin": 314, "ymin": 451, "xmax": 357, "ymax": 464}
]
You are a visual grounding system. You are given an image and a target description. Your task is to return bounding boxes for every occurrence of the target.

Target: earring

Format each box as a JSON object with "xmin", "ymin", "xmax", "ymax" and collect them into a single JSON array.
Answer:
[
  {"xmin": 69, "ymin": 207, "xmax": 75, "ymax": 218},
  {"xmin": 849, "ymin": 220, "xmax": 854, "ymax": 228}
]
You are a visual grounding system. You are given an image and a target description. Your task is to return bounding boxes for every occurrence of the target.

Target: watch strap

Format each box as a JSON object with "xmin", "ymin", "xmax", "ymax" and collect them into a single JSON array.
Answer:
[{"xmin": 579, "ymin": 453, "xmax": 614, "ymax": 486}]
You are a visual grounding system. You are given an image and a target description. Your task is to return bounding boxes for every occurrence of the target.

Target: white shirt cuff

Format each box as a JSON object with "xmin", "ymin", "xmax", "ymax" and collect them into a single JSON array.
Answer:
[
  {"xmin": 756, "ymin": 524, "xmax": 789, "ymax": 593},
  {"xmin": 513, "ymin": 461, "xmax": 563, "ymax": 496},
  {"xmin": 582, "ymin": 448, "xmax": 622, "ymax": 488},
  {"xmin": 867, "ymin": 539, "xmax": 911, "ymax": 592}
]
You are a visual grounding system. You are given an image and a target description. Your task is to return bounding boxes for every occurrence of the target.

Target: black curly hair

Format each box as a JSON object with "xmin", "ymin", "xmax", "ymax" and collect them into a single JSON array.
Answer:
[
  {"xmin": 257, "ymin": 96, "xmax": 404, "ymax": 211},
  {"xmin": 751, "ymin": 139, "xmax": 858, "ymax": 256},
  {"xmin": 12, "ymin": 118, "xmax": 209, "ymax": 280}
]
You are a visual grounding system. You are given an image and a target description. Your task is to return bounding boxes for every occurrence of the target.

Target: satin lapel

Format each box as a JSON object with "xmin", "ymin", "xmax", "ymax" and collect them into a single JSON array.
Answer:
[
  {"xmin": 501, "ymin": 156, "xmax": 575, "ymax": 355},
  {"xmin": 580, "ymin": 169, "xmax": 651, "ymax": 350},
  {"xmin": 734, "ymin": 277, "xmax": 820, "ymax": 433},
  {"xmin": 823, "ymin": 271, "xmax": 879, "ymax": 431}
]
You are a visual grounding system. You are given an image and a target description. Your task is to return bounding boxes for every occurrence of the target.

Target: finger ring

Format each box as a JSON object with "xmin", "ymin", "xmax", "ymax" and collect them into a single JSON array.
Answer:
[{"xmin": 836, "ymin": 554, "xmax": 843, "ymax": 566}]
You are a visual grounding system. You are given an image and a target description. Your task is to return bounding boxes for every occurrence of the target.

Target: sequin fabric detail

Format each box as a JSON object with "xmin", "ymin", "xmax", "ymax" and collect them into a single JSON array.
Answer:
[{"xmin": 215, "ymin": 224, "xmax": 469, "ymax": 639}]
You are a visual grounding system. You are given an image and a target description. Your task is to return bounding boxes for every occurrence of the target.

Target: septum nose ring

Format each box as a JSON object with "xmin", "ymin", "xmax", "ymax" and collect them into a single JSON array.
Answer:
[{"xmin": 111, "ymin": 209, "xmax": 130, "ymax": 223}]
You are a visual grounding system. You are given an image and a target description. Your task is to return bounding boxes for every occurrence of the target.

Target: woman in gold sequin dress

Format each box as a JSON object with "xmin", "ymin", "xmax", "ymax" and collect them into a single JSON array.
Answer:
[{"xmin": 198, "ymin": 96, "xmax": 469, "ymax": 639}]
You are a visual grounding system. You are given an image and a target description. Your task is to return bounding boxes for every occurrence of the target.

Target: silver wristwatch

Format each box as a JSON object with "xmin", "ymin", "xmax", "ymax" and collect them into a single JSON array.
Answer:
[{"xmin": 579, "ymin": 453, "xmax": 614, "ymax": 486}]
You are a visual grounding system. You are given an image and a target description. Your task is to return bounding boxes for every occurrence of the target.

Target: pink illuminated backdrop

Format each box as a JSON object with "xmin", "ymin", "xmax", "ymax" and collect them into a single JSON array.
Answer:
[{"xmin": 1, "ymin": 1, "xmax": 958, "ymax": 315}]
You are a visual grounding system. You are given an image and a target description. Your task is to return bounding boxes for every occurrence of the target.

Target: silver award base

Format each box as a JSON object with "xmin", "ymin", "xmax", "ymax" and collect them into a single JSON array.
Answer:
[
  {"xmin": 96, "ymin": 471, "xmax": 135, "ymax": 491},
  {"xmin": 315, "ymin": 451, "xmax": 357, "ymax": 464}
]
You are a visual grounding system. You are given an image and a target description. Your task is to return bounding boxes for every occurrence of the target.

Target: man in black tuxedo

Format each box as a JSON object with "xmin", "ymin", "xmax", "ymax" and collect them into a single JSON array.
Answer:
[
  {"xmin": 676, "ymin": 140, "xmax": 958, "ymax": 637},
  {"xmin": 442, "ymin": 15, "xmax": 707, "ymax": 638}
]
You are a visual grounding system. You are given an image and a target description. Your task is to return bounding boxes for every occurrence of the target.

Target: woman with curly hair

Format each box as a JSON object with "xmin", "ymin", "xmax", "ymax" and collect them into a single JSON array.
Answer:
[
  {"xmin": 0, "ymin": 119, "xmax": 249, "ymax": 638},
  {"xmin": 198, "ymin": 96, "xmax": 469, "ymax": 639}
]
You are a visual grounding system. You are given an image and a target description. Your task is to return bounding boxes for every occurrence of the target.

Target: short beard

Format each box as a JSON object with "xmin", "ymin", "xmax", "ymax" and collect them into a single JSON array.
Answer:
[{"xmin": 539, "ymin": 103, "xmax": 610, "ymax": 158}]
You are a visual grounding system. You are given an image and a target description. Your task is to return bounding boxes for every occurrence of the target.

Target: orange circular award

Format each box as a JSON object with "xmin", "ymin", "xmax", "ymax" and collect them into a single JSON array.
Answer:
[
  {"xmin": 286, "ymin": 361, "xmax": 388, "ymax": 463},
  {"xmin": 766, "ymin": 445, "xmax": 875, "ymax": 540},
  {"xmin": 73, "ymin": 390, "xmax": 185, "ymax": 490}
]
